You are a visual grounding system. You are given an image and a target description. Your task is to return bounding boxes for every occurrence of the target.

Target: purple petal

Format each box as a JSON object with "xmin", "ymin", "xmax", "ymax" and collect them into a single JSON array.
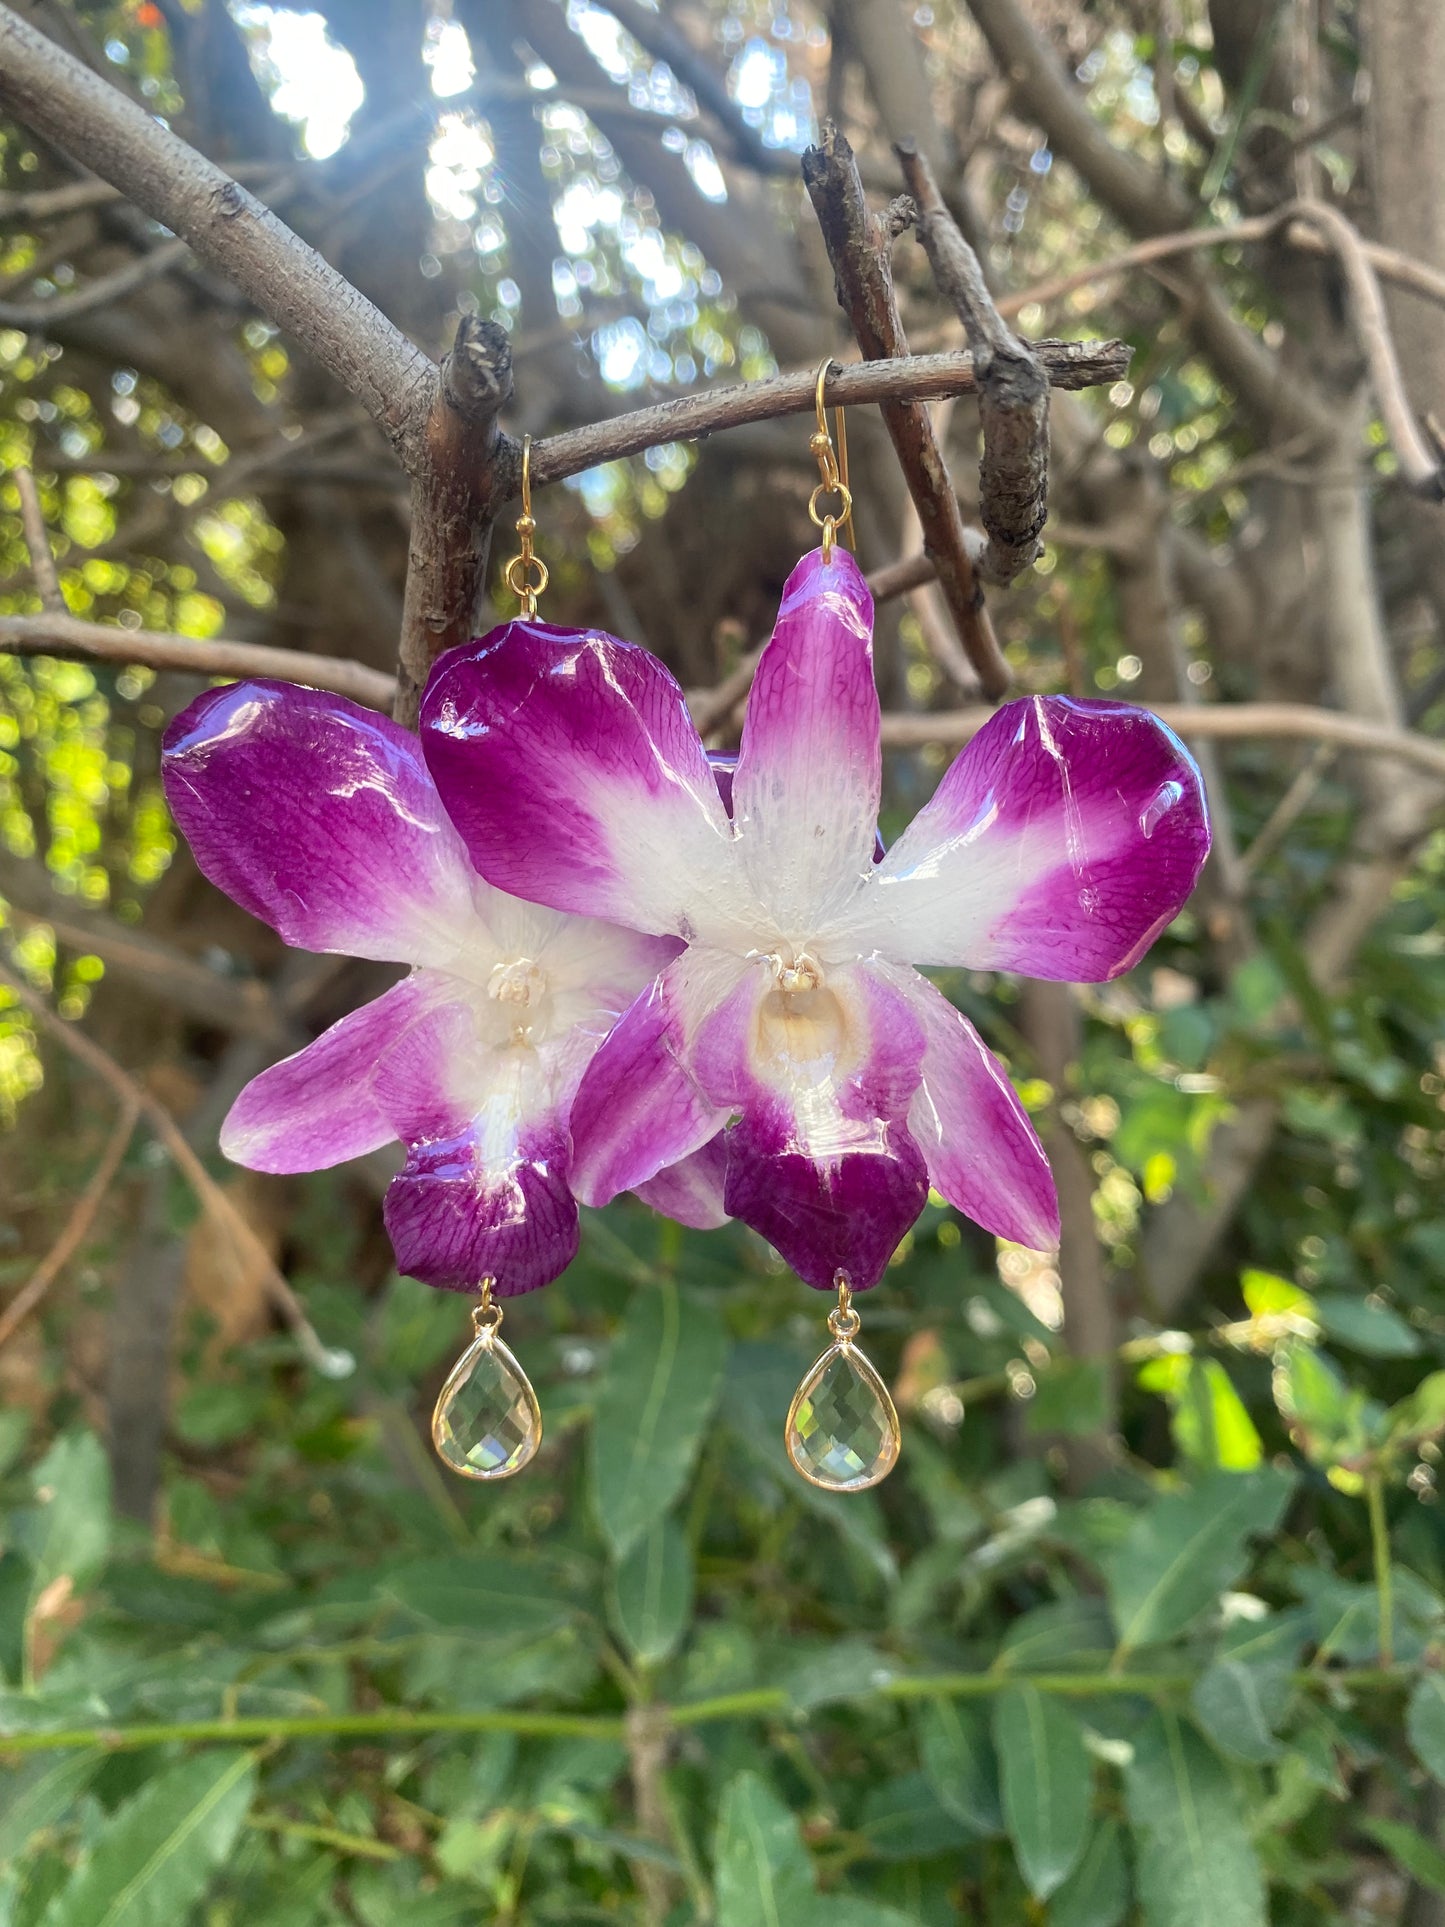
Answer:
[
  {"xmin": 692, "ymin": 961, "xmax": 930, "ymax": 1289},
  {"xmin": 632, "ymin": 1136, "xmax": 730, "ymax": 1229},
  {"xmin": 568, "ymin": 951, "xmax": 742, "ymax": 1208},
  {"xmin": 842, "ymin": 697, "xmax": 1211, "ymax": 980},
  {"xmin": 384, "ymin": 1115, "xmax": 578, "ymax": 1294},
  {"xmin": 421, "ymin": 620, "xmax": 744, "ymax": 941},
  {"xmin": 724, "ymin": 1113, "xmax": 929, "ymax": 1292},
  {"xmin": 884, "ymin": 964, "xmax": 1060, "ymax": 1251},
  {"xmin": 221, "ymin": 975, "xmax": 483, "ymax": 1174},
  {"xmin": 731, "ymin": 548, "xmax": 882, "ymax": 928},
  {"xmin": 163, "ymin": 681, "xmax": 479, "ymax": 967}
]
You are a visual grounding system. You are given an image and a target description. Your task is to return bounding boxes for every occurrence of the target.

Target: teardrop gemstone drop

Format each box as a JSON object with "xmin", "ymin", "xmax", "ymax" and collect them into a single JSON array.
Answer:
[
  {"xmin": 786, "ymin": 1340, "xmax": 901, "ymax": 1492},
  {"xmin": 432, "ymin": 1329, "xmax": 542, "ymax": 1480}
]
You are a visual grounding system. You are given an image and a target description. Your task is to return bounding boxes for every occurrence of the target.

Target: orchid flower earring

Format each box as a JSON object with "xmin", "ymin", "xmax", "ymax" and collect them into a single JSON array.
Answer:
[
  {"xmin": 418, "ymin": 370, "xmax": 1212, "ymax": 1499},
  {"xmin": 160, "ymin": 435, "xmax": 703, "ymax": 1486},
  {"xmin": 781, "ymin": 367, "xmax": 903, "ymax": 1492}
]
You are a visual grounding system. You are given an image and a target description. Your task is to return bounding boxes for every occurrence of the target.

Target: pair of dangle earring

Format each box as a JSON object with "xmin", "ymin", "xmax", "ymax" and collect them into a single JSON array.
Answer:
[{"xmin": 431, "ymin": 1272, "xmax": 902, "ymax": 1494}]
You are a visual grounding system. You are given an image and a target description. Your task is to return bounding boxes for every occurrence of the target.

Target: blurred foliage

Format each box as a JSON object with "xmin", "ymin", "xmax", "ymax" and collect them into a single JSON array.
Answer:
[{"xmin": 1, "ymin": 0, "xmax": 1445, "ymax": 1921}]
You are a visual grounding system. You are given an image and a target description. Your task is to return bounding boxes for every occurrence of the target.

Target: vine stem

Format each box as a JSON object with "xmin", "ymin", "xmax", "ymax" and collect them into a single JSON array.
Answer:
[
  {"xmin": 0, "ymin": 1666, "xmax": 1411, "ymax": 1756},
  {"xmin": 1367, "ymin": 1473, "xmax": 1395, "ymax": 1667}
]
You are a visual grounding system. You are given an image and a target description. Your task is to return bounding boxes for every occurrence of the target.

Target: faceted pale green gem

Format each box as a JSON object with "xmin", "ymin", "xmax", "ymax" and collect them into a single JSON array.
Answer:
[
  {"xmin": 432, "ymin": 1331, "xmax": 542, "ymax": 1480},
  {"xmin": 786, "ymin": 1341, "xmax": 901, "ymax": 1492}
]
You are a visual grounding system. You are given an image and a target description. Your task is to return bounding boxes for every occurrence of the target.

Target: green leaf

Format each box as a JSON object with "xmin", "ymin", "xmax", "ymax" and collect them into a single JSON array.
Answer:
[
  {"xmin": 40, "ymin": 1749, "xmax": 255, "ymax": 1927},
  {"xmin": 1385, "ymin": 1373, "xmax": 1445, "ymax": 1452},
  {"xmin": 15, "ymin": 1434, "xmax": 110, "ymax": 1605},
  {"xmin": 1314, "ymin": 1295, "xmax": 1421, "ymax": 1357},
  {"xmin": 713, "ymin": 1771, "xmax": 815, "ymax": 1927},
  {"xmin": 0, "ymin": 1753, "xmax": 101, "ymax": 1865},
  {"xmin": 796, "ymin": 1903, "xmax": 916, "ymax": 1927},
  {"xmin": 1408, "ymin": 1674, "xmax": 1445, "ymax": 1784},
  {"xmin": 1104, "ymin": 1467, "xmax": 1294, "ymax": 1652},
  {"xmin": 1190, "ymin": 1658, "xmax": 1277, "ymax": 1762},
  {"xmin": 1047, "ymin": 1817, "xmax": 1130, "ymax": 1927},
  {"xmin": 858, "ymin": 1773, "xmax": 973, "ymax": 1859},
  {"xmin": 592, "ymin": 1282, "xmax": 728, "ymax": 1557},
  {"xmin": 609, "ymin": 1515, "xmax": 693, "ymax": 1666},
  {"xmin": 379, "ymin": 1555, "xmax": 573, "ymax": 1634},
  {"xmin": 1240, "ymin": 1268, "xmax": 1316, "ymax": 1322},
  {"xmin": 916, "ymin": 1699, "xmax": 1003, "ymax": 1835},
  {"xmin": 993, "ymin": 1685, "xmax": 1091, "ymax": 1900},
  {"xmin": 1190, "ymin": 1612, "xmax": 1304, "ymax": 1763},
  {"xmin": 1360, "ymin": 1816, "xmax": 1445, "ymax": 1896},
  {"xmin": 1139, "ymin": 1357, "xmax": 1262, "ymax": 1472},
  {"xmin": 1272, "ymin": 1339, "xmax": 1384, "ymax": 1473},
  {"xmin": 1124, "ymin": 1713, "xmax": 1264, "ymax": 1927}
]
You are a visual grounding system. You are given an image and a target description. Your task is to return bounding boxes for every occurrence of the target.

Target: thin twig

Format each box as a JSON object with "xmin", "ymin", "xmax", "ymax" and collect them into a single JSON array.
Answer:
[
  {"xmin": 896, "ymin": 140, "xmax": 1051, "ymax": 585},
  {"xmin": 0, "ymin": 235, "xmax": 193, "ymax": 329},
  {"xmin": 0, "ymin": 1663, "xmax": 1413, "ymax": 1757},
  {"xmin": 0, "ymin": 964, "xmax": 346, "ymax": 1375},
  {"xmin": 994, "ymin": 213, "xmax": 1445, "ymax": 323},
  {"xmin": 0, "ymin": 1095, "xmax": 138, "ymax": 1353},
  {"xmin": 1285, "ymin": 198, "xmax": 1445, "ymax": 499},
  {"xmin": 0, "ymin": 612, "xmax": 397, "ymax": 710},
  {"xmin": 879, "ymin": 701, "xmax": 1445, "ymax": 781},
  {"xmin": 523, "ymin": 340, "xmax": 1130, "ymax": 493},
  {"xmin": 802, "ymin": 122, "xmax": 1011, "ymax": 697},
  {"xmin": 1237, "ymin": 743, "xmax": 1338, "ymax": 879},
  {"xmin": 12, "ymin": 466, "xmax": 64, "ymax": 614}
]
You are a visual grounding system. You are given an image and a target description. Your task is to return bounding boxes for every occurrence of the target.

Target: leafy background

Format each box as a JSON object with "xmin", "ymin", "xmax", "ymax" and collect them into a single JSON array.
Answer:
[{"xmin": 3, "ymin": 0, "xmax": 1445, "ymax": 1923}]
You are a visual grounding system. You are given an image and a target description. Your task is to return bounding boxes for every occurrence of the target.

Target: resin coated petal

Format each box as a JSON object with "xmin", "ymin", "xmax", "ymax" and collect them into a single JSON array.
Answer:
[
  {"xmin": 882, "ymin": 963, "xmax": 1060, "ymax": 1252},
  {"xmin": 730, "ymin": 548, "xmax": 882, "ymax": 929},
  {"xmin": 632, "ymin": 1135, "xmax": 731, "ymax": 1229},
  {"xmin": 421, "ymin": 620, "xmax": 747, "ymax": 944},
  {"xmin": 163, "ymin": 681, "xmax": 482, "ymax": 969},
  {"xmin": 838, "ymin": 696, "xmax": 1211, "ymax": 980},
  {"xmin": 568, "ymin": 949, "xmax": 743, "ymax": 1208},
  {"xmin": 220, "ymin": 973, "xmax": 474, "ymax": 1174},
  {"xmin": 384, "ymin": 1111, "xmax": 578, "ymax": 1295},
  {"xmin": 725, "ymin": 1112, "xmax": 929, "ymax": 1291},
  {"xmin": 693, "ymin": 962, "xmax": 931, "ymax": 1289}
]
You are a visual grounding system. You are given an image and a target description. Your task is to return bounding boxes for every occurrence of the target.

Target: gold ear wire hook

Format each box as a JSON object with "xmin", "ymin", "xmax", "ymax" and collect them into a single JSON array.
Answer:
[
  {"xmin": 504, "ymin": 434, "xmax": 550, "ymax": 617},
  {"xmin": 808, "ymin": 358, "xmax": 854, "ymax": 563}
]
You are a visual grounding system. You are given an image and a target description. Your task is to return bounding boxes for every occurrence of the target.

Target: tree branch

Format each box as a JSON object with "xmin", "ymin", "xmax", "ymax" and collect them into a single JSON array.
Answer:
[
  {"xmin": 879, "ymin": 700, "xmax": 1445, "ymax": 780},
  {"xmin": 394, "ymin": 316, "xmax": 514, "ymax": 727},
  {"xmin": 1286, "ymin": 199, "xmax": 1445, "ymax": 499},
  {"xmin": 0, "ymin": 853, "xmax": 288, "ymax": 1042},
  {"xmin": 803, "ymin": 123, "xmax": 1012, "ymax": 697},
  {"xmin": 0, "ymin": 3, "xmax": 434, "ymax": 459},
  {"xmin": 0, "ymin": 1096, "xmax": 139, "ymax": 1354},
  {"xmin": 0, "ymin": 963, "xmax": 343, "ymax": 1375},
  {"xmin": 962, "ymin": 0, "xmax": 1332, "ymax": 443},
  {"xmin": 896, "ymin": 140, "xmax": 1051, "ymax": 585},
  {"xmin": 524, "ymin": 340, "xmax": 1129, "ymax": 492},
  {"xmin": 0, "ymin": 235, "xmax": 193, "ymax": 329},
  {"xmin": 13, "ymin": 466, "xmax": 64, "ymax": 613},
  {"xmin": 0, "ymin": 613, "xmax": 397, "ymax": 710}
]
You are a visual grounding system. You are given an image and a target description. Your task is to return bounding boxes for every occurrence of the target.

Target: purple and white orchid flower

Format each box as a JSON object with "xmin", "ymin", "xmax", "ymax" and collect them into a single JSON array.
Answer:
[
  {"xmin": 161, "ymin": 680, "xmax": 713, "ymax": 1296},
  {"xmin": 420, "ymin": 548, "xmax": 1211, "ymax": 1291}
]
